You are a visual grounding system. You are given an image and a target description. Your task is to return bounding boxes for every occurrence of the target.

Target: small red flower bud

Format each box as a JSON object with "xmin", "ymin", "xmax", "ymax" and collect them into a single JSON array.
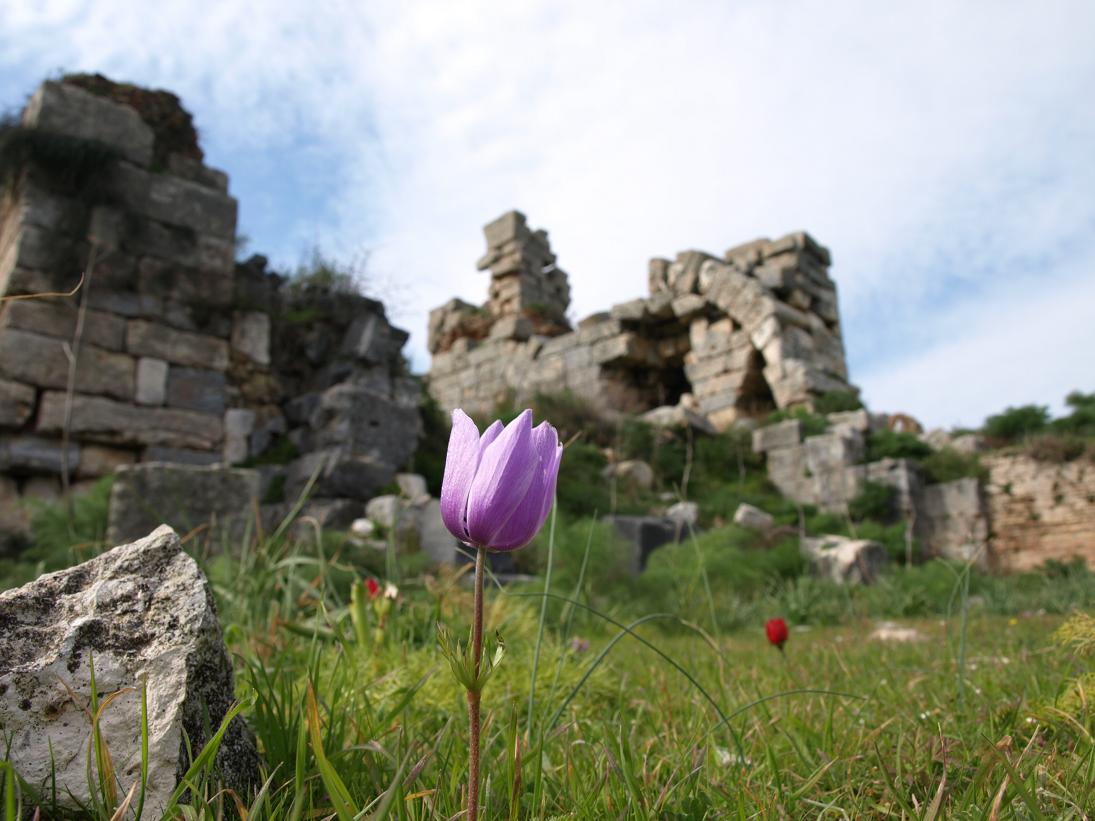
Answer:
[
  {"xmin": 366, "ymin": 578, "xmax": 380, "ymax": 599},
  {"xmin": 765, "ymin": 618, "xmax": 789, "ymax": 650}
]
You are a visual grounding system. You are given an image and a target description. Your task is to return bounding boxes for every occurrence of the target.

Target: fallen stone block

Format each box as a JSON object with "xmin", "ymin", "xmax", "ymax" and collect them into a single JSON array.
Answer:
[
  {"xmin": 0, "ymin": 378, "xmax": 36, "ymax": 428},
  {"xmin": 107, "ymin": 462, "xmax": 260, "ymax": 545},
  {"xmin": 666, "ymin": 500, "xmax": 699, "ymax": 531},
  {"xmin": 606, "ymin": 515, "xmax": 683, "ymax": 575},
  {"xmin": 601, "ymin": 459, "xmax": 655, "ymax": 490},
  {"xmin": 641, "ymin": 403, "xmax": 717, "ymax": 435},
  {"xmin": 801, "ymin": 535, "xmax": 888, "ymax": 584},
  {"xmin": 752, "ymin": 419, "xmax": 802, "ymax": 453},
  {"xmin": 733, "ymin": 503, "xmax": 775, "ymax": 532},
  {"xmin": 0, "ymin": 525, "xmax": 258, "ymax": 817}
]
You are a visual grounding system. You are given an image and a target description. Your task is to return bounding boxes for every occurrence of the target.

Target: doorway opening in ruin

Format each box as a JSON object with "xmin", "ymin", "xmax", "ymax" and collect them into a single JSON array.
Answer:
[
  {"xmin": 736, "ymin": 348, "xmax": 777, "ymax": 418},
  {"xmin": 600, "ymin": 355, "xmax": 691, "ymax": 414}
]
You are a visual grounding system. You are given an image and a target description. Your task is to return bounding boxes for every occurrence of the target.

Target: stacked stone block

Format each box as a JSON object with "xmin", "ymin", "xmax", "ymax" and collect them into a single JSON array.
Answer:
[
  {"xmin": 428, "ymin": 213, "xmax": 856, "ymax": 428},
  {"xmin": 0, "ymin": 80, "xmax": 237, "ymax": 532},
  {"xmin": 476, "ymin": 210, "xmax": 570, "ymax": 323},
  {"xmin": 983, "ymin": 454, "xmax": 1095, "ymax": 571},
  {"xmin": 0, "ymin": 78, "xmax": 422, "ymax": 548}
]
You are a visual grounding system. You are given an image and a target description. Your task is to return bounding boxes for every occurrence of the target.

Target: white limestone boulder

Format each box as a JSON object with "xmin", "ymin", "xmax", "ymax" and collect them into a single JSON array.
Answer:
[
  {"xmin": 0, "ymin": 525, "xmax": 258, "ymax": 816},
  {"xmin": 800, "ymin": 534, "xmax": 888, "ymax": 584}
]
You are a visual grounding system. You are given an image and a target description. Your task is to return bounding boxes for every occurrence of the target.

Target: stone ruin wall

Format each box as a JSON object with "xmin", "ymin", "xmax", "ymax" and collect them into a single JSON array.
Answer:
[
  {"xmin": 428, "ymin": 211, "xmax": 854, "ymax": 429},
  {"xmin": 0, "ymin": 78, "xmax": 420, "ymax": 548},
  {"xmin": 752, "ymin": 413, "xmax": 1095, "ymax": 570},
  {"xmin": 983, "ymin": 454, "xmax": 1095, "ymax": 572}
]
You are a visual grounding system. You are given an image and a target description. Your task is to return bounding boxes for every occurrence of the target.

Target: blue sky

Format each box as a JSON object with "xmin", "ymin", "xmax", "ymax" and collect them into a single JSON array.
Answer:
[{"xmin": 3, "ymin": 0, "xmax": 1093, "ymax": 429}]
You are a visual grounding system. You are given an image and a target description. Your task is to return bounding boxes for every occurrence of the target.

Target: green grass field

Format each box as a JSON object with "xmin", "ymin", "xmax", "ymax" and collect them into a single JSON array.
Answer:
[
  {"xmin": 3, "ymin": 512, "xmax": 1095, "ymax": 818},
  {"xmin": 3, "ymin": 402, "xmax": 1095, "ymax": 818}
]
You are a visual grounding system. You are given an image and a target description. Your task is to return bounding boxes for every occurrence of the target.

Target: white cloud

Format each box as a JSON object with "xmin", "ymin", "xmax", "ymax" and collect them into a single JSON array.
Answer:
[
  {"xmin": 861, "ymin": 263, "xmax": 1095, "ymax": 429},
  {"xmin": 2, "ymin": 0, "xmax": 1093, "ymax": 428}
]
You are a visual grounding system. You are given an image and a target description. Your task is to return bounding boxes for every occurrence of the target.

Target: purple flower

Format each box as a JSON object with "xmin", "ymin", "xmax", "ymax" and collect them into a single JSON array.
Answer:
[{"xmin": 440, "ymin": 409, "xmax": 563, "ymax": 551}]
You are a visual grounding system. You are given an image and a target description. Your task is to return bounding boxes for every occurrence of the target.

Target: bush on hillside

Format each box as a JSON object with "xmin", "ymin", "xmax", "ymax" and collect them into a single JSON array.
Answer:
[
  {"xmin": 847, "ymin": 481, "xmax": 896, "ymax": 522},
  {"xmin": 866, "ymin": 429, "xmax": 932, "ymax": 461},
  {"xmin": 983, "ymin": 403, "xmax": 1050, "ymax": 444},
  {"xmin": 763, "ymin": 406, "xmax": 828, "ymax": 437},
  {"xmin": 1052, "ymin": 391, "xmax": 1095, "ymax": 438},
  {"xmin": 920, "ymin": 447, "xmax": 989, "ymax": 483},
  {"xmin": 1023, "ymin": 434, "xmax": 1091, "ymax": 464},
  {"xmin": 813, "ymin": 390, "xmax": 864, "ymax": 414}
]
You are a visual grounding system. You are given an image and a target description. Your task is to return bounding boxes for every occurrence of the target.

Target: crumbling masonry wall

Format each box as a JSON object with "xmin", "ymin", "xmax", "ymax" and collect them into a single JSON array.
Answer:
[
  {"xmin": 0, "ymin": 78, "xmax": 420, "ymax": 547},
  {"xmin": 428, "ymin": 211, "xmax": 854, "ymax": 428}
]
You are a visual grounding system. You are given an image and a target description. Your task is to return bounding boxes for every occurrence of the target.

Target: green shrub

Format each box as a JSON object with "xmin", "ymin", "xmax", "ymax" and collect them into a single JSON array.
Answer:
[
  {"xmin": 813, "ymin": 390, "xmax": 864, "ymax": 414},
  {"xmin": 290, "ymin": 246, "xmax": 367, "ymax": 294},
  {"xmin": 920, "ymin": 448, "xmax": 989, "ymax": 483},
  {"xmin": 556, "ymin": 441, "xmax": 611, "ymax": 517},
  {"xmin": 410, "ymin": 391, "xmax": 450, "ymax": 495},
  {"xmin": 29, "ymin": 478, "xmax": 113, "ymax": 557},
  {"xmin": 240, "ymin": 435, "xmax": 299, "ymax": 467},
  {"xmin": 1022, "ymin": 434, "xmax": 1089, "ymax": 463},
  {"xmin": 0, "ymin": 478, "xmax": 115, "ymax": 590},
  {"xmin": 0, "ymin": 116, "xmax": 119, "ymax": 200},
  {"xmin": 1052, "ymin": 391, "xmax": 1095, "ymax": 437},
  {"xmin": 763, "ymin": 406, "xmax": 828, "ymax": 437},
  {"xmin": 847, "ymin": 481, "xmax": 896, "ymax": 522},
  {"xmin": 983, "ymin": 403, "xmax": 1049, "ymax": 444},
  {"xmin": 866, "ymin": 429, "xmax": 932, "ymax": 461}
]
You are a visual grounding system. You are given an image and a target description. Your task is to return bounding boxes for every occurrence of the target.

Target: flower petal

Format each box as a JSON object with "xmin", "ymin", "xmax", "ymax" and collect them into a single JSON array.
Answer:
[
  {"xmin": 478, "ymin": 419, "xmax": 504, "ymax": 456},
  {"xmin": 465, "ymin": 410, "xmax": 535, "ymax": 547},
  {"xmin": 489, "ymin": 421, "xmax": 562, "ymax": 551},
  {"xmin": 439, "ymin": 409, "xmax": 482, "ymax": 541}
]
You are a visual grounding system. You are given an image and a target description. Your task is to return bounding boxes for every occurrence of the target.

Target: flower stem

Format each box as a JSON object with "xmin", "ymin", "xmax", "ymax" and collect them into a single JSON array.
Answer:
[{"xmin": 467, "ymin": 546, "xmax": 486, "ymax": 821}]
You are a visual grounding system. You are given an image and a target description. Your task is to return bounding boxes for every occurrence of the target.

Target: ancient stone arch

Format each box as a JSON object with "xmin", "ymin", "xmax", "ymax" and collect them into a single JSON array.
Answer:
[{"xmin": 428, "ymin": 211, "xmax": 855, "ymax": 429}]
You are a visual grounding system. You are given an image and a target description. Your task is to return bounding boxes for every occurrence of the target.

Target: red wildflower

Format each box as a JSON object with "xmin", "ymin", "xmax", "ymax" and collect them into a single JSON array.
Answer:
[
  {"xmin": 765, "ymin": 618, "xmax": 789, "ymax": 651},
  {"xmin": 365, "ymin": 578, "xmax": 380, "ymax": 599}
]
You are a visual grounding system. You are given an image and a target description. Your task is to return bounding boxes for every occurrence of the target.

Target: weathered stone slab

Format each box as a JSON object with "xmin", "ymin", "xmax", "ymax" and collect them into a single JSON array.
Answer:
[
  {"xmin": 79, "ymin": 443, "xmax": 137, "ymax": 477},
  {"xmin": 666, "ymin": 500, "xmax": 699, "ymax": 531},
  {"xmin": 0, "ymin": 526, "xmax": 258, "ymax": 816},
  {"xmin": 482, "ymin": 210, "xmax": 527, "ymax": 251},
  {"xmin": 167, "ymin": 153, "xmax": 229, "ymax": 192},
  {"xmin": 733, "ymin": 503, "xmax": 775, "ymax": 531},
  {"xmin": 395, "ymin": 472, "xmax": 430, "ymax": 502},
  {"xmin": 917, "ymin": 477, "xmax": 988, "ymax": 563},
  {"xmin": 287, "ymin": 448, "xmax": 395, "ymax": 503},
  {"xmin": 309, "ymin": 384, "xmax": 421, "ymax": 475},
  {"xmin": 107, "ymin": 464, "xmax": 260, "ymax": 545},
  {"xmin": 136, "ymin": 356, "xmax": 168, "ymax": 405},
  {"xmin": 143, "ymin": 446, "xmax": 222, "ymax": 465},
  {"xmin": 801, "ymin": 535, "xmax": 887, "ymax": 584},
  {"xmin": 804, "ymin": 431, "xmax": 864, "ymax": 476},
  {"xmin": 23, "ymin": 81, "xmax": 154, "ymax": 167},
  {"xmin": 109, "ymin": 161, "xmax": 237, "ymax": 239},
  {"xmin": 223, "ymin": 408, "xmax": 256, "ymax": 465},
  {"xmin": 640, "ymin": 404, "xmax": 717, "ymax": 434},
  {"xmin": 166, "ymin": 366, "xmax": 227, "ymax": 414},
  {"xmin": 601, "ymin": 459, "xmax": 655, "ymax": 490},
  {"xmin": 0, "ymin": 328, "xmax": 135, "ymax": 400},
  {"xmin": 488, "ymin": 315, "xmax": 532, "ymax": 341},
  {"xmin": 231, "ymin": 311, "xmax": 271, "ymax": 365},
  {"xmin": 126, "ymin": 319, "xmax": 229, "ymax": 370},
  {"xmin": 607, "ymin": 515, "xmax": 683, "ymax": 575},
  {"xmin": 0, "ymin": 378, "xmax": 36, "ymax": 428},
  {"xmin": 37, "ymin": 392, "xmax": 222, "ymax": 450},
  {"xmin": 0, "ymin": 434, "xmax": 80, "ymax": 474},
  {"xmin": 138, "ymin": 258, "xmax": 235, "ymax": 308},
  {"xmin": 752, "ymin": 419, "xmax": 802, "ymax": 452},
  {"xmin": 0, "ymin": 298, "xmax": 126, "ymax": 351},
  {"xmin": 301, "ymin": 498, "xmax": 365, "ymax": 530}
]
